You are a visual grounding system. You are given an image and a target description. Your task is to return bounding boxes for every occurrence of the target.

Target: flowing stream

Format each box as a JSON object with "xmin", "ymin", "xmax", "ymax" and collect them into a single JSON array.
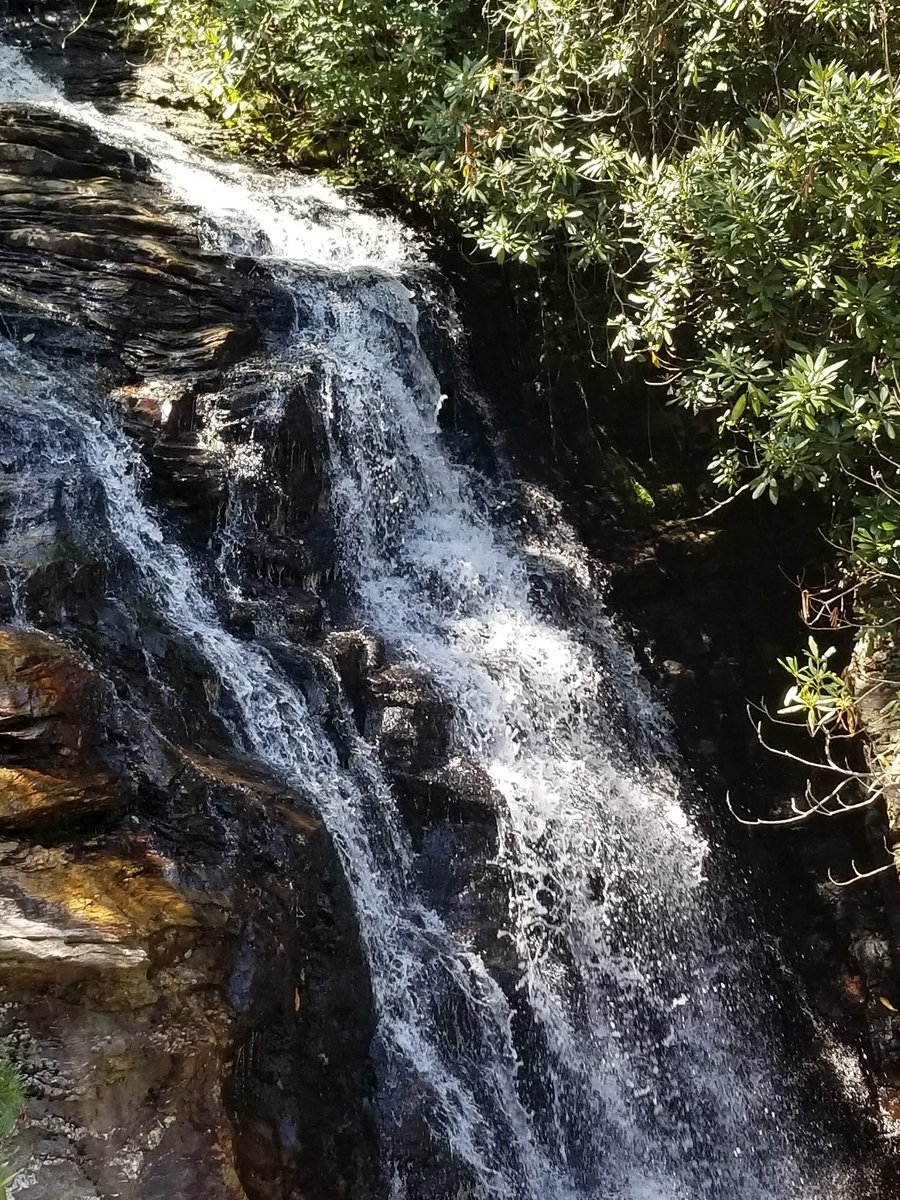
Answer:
[{"xmin": 0, "ymin": 40, "xmax": 869, "ymax": 1200}]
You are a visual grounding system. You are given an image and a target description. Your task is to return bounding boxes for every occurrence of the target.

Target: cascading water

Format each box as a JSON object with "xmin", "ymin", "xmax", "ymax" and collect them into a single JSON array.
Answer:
[{"xmin": 0, "ymin": 39, "xmax": 874, "ymax": 1199}]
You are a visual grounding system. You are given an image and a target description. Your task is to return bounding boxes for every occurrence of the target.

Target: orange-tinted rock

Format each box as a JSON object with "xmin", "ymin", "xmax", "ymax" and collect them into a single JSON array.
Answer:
[
  {"xmin": 0, "ymin": 627, "xmax": 374, "ymax": 1200},
  {"xmin": 0, "ymin": 765, "xmax": 122, "ymax": 828},
  {"xmin": 0, "ymin": 628, "xmax": 128, "ymax": 829},
  {"xmin": 0, "ymin": 837, "xmax": 243, "ymax": 1198}
]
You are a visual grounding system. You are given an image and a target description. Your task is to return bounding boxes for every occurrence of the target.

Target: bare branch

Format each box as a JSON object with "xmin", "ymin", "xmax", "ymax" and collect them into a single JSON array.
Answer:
[
  {"xmin": 750, "ymin": 713, "xmax": 871, "ymax": 780},
  {"xmin": 686, "ymin": 481, "xmax": 752, "ymax": 522},
  {"xmin": 828, "ymin": 842, "xmax": 899, "ymax": 888}
]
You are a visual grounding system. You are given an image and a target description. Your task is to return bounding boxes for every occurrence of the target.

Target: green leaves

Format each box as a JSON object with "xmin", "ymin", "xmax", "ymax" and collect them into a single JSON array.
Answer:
[
  {"xmin": 778, "ymin": 637, "xmax": 857, "ymax": 733},
  {"xmin": 125, "ymin": 0, "xmax": 466, "ymax": 163},
  {"xmin": 0, "ymin": 1059, "xmax": 22, "ymax": 1199},
  {"xmin": 0, "ymin": 1063, "xmax": 21, "ymax": 1145},
  {"xmin": 774, "ymin": 348, "xmax": 848, "ymax": 432}
]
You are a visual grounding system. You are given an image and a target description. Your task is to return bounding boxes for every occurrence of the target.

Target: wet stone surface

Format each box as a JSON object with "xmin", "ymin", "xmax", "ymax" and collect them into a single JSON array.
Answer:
[{"xmin": 0, "ymin": 101, "xmax": 381, "ymax": 1200}]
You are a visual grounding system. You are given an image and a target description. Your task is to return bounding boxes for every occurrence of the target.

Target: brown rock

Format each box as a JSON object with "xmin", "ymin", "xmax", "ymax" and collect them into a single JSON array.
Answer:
[
  {"xmin": 0, "ymin": 105, "xmax": 265, "ymax": 378},
  {"xmin": 0, "ymin": 629, "xmax": 128, "ymax": 829}
]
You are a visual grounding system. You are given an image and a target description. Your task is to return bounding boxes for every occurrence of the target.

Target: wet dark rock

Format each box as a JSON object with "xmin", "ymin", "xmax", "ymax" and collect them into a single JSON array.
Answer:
[
  {"xmin": 392, "ymin": 761, "xmax": 499, "ymax": 829},
  {"xmin": 214, "ymin": 370, "xmax": 334, "ymax": 621},
  {"xmin": 324, "ymin": 636, "xmax": 516, "ymax": 1008},
  {"xmin": 325, "ymin": 630, "xmax": 385, "ymax": 735},
  {"xmin": 350, "ymin": 654, "xmax": 500, "ymax": 831},
  {"xmin": 370, "ymin": 665, "xmax": 452, "ymax": 777},
  {"xmin": 0, "ymin": 96, "xmax": 380, "ymax": 1200},
  {"xmin": 0, "ymin": 2, "xmax": 128, "ymax": 102},
  {"xmin": 0, "ymin": 106, "xmax": 267, "ymax": 376},
  {"xmin": 599, "ymin": 508, "xmax": 900, "ymax": 1179}
]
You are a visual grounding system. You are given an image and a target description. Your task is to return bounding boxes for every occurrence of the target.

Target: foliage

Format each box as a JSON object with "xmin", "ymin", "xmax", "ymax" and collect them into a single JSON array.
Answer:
[
  {"xmin": 617, "ymin": 59, "xmax": 900, "ymax": 544},
  {"xmin": 778, "ymin": 637, "xmax": 858, "ymax": 733},
  {"xmin": 123, "ymin": 0, "xmax": 474, "ymax": 163},
  {"xmin": 0, "ymin": 1059, "xmax": 22, "ymax": 1200}
]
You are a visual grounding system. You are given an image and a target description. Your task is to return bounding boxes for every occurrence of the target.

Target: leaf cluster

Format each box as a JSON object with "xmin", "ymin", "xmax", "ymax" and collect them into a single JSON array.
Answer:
[
  {"xmin": 0, "ymin": 1059, "xmax": 22, "ymax": 1199},
  {"xmin": 778, "ymin": 636, "xmax": 858, "ymax": 733}
]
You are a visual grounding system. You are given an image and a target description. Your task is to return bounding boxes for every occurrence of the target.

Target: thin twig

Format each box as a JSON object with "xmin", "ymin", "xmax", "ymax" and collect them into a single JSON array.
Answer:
[{"xmin": 62, "ymin": 0, "xmax": 98, "ymax": 50}]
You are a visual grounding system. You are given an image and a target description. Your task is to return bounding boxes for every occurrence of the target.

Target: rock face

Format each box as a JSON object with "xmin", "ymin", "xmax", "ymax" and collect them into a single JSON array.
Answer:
[
  {"xmin": 0, "ymin": 105, "xmax": 270, "ymax": 367},
  {"xmin": 0, "ymin": 628, "xmax": 377, "ymax": 1200},
  {"xmin": 0, "ymin": 2, "xmax": 129, "ymax": 102},
  {"xmin": 0, "ymin": 103, "xmax": 381, "ymax": 1200},
  {"xmin": 845, "ymin": 636, "xmax": 900, "ymax": 1123},
  {"xmin": 0, "ymin": 629, "xmax": 128, "ymax": 829},
  {"xmin": 601, "ymin": 513, "xmax": 900, "ymax": 1140}
]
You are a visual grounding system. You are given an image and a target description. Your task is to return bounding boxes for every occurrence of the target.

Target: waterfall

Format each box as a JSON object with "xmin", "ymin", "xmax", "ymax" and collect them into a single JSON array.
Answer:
[{"xmin": 0, "ymin": 40, "xmax": 866, "ymax": 1200}]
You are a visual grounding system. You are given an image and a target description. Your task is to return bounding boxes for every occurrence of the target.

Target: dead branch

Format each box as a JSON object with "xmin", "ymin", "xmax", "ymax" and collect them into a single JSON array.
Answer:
[
  {"xmin": 828, "ymin": 841, "xmax": 898, "ymax": 888},
  {"xmin": 750, "ymin": 709, "xmax": 871, "ymax": 778}
]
